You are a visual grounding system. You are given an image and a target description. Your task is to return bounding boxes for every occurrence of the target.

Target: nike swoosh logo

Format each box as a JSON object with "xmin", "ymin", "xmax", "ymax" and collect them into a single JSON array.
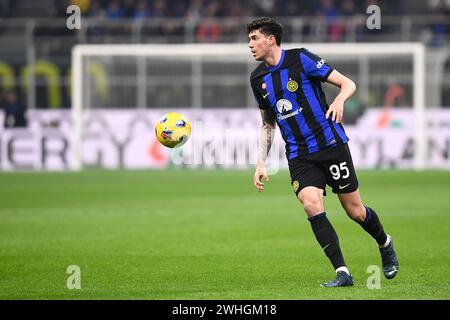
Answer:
[
  {"xmin": 262, "ymin": 93, "xmax": 270, "ymax": 99},
  {"xmin": 322, "ymin": 243, "xmax": 331, "ymax": 250},
  {"xmin": 339, "ymin": 183, "xmax": 350, "ymax": 190}
]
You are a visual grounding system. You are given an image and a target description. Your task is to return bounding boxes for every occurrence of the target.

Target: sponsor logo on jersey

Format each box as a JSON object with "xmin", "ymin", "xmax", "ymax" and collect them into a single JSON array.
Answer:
[
  {"xmin": 276, "ymin": 99, "xmax": 293, "ymax": 114},
  {"xmin": 316, "ymin": 58, "xmax": 325, "ymax": 69},
  {"xmin": 276, "ymin": 108, "xmax": 303, "ymax": 121},
  {"xmin": 276, "ymin": 99, "xmax": 302, "ymax": 121}
]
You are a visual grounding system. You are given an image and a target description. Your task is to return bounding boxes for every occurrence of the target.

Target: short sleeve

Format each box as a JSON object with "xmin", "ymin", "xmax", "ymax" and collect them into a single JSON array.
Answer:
[
  {"xmin": 300, "ymin": 49, "xmax": 334, "ymax": 82},
  {"xmin": 251, "ymin": 79, "xmax": 268, "ymax": 110}
]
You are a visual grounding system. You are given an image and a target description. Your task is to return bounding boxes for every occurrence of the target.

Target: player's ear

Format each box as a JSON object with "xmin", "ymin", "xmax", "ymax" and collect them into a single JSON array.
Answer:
[
  {"xmin": 267, "ymin": 35, "xmax": 274, "ymax": 47},
  {"xmin": 269, "ymin": 35, "xmax": 274, "ymax": 46}
]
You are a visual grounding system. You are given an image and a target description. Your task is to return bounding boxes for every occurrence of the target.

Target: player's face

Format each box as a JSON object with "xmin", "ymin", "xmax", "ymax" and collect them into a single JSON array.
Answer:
[{"xmin": 248, "ymin": 30, "xmax": 272, "ymax": 61}]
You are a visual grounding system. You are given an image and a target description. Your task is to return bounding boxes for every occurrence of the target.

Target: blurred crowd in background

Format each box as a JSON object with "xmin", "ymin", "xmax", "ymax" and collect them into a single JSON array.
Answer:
[
  {"xmin": 48, "ymin": 0, "xmax": 449, "ymax": 44},
  {"xmin": 48, "ymin": 0, "xmax": 401, "ymax": 19},
  {"xmin": 0, "ymin": 0, "xmax": 446, "ymax": 18},
  {"xmin": 45, "ymin": 0, "xmax": 448, "ymax": 20}
]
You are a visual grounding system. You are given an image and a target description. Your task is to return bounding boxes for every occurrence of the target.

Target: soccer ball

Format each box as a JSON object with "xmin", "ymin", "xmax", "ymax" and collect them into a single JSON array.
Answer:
[{"xmin": 155, "ymin": 112, "xmax": 191, "ymax": 148}]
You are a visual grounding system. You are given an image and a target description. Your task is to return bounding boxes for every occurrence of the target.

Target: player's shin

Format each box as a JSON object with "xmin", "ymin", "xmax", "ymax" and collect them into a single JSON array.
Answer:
[
  {"xmin": 308, "ymin": 212, "xmax": 348, "ymax": 273},
  {"xmin": 359, "ymin": 206, "xmax": 389, "ymax": 247}
]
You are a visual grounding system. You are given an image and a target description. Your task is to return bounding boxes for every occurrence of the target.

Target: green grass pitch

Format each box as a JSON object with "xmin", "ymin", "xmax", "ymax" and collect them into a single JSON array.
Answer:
[{"xmin": 0, "ymin": 169, "xmax": 449, "ymax": 299}]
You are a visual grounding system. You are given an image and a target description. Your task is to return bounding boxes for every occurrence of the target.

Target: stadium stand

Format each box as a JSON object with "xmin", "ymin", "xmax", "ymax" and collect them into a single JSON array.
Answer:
[{"xmin": 0, "ymin": 0, "xmax": 449, "ymax": 122}]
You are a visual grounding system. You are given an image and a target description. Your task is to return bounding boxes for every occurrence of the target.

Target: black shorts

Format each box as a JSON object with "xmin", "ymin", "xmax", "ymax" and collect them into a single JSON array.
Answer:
[{"xmin": 288, "ymin": 143, "xmax": 359, "ymax": 196}]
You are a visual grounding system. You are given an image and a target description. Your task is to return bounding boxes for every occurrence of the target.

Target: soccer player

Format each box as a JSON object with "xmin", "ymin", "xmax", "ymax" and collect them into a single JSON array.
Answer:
[{"xmin": 248, "ymin": 17, "xmax": 399, "ymax": 287}]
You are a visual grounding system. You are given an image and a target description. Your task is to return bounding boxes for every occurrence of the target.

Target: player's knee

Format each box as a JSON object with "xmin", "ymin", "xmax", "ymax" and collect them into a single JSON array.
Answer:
[
  {"xmin": 299, "ymin": 187, "xmax": 324, "ymax": 215},
  {"xmin": 301, "ymin": 197, "xmax": 324, "ymax": 216}
]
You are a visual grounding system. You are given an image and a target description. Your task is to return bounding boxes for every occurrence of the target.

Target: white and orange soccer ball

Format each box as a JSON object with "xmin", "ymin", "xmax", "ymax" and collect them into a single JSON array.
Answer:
[{"xmin": 155, "ymin": 112, "xmax": 191, "ymax": 148}]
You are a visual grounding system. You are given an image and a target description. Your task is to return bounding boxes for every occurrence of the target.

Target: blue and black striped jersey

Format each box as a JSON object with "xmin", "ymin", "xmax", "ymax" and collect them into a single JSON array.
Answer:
[{"xmin": 250, "ymin": 48, "xmax": 349, "ymax": 160}]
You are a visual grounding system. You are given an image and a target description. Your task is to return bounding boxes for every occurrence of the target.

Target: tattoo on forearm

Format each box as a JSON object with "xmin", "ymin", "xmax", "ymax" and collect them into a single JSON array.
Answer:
[
  {"xmin": 258, "ymin": 110, "xmax": 276, "ymax": 163},
  {"xmin": 259, "ymin": 126, "xmax": 275, "ymax": 161}
]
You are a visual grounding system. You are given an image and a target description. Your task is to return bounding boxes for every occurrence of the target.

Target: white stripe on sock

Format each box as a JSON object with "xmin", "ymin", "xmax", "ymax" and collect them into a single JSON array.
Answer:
[
  {"xmin": 335, "ymin": 266, "xmax": 350, "ymax": 275},
  {"xmin": 379, "ymin": 235, "xmax": 391, "ymax": 248}
]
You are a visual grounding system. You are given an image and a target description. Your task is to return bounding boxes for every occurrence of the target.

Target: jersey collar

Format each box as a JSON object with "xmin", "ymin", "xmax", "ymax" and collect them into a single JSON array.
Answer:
[{"xmin": 265, "ymin": 49, "xmax": 285, "ymax": 72}]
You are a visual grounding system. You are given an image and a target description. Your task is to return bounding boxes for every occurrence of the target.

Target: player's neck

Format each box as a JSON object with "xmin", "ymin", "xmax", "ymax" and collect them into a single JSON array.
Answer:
[{"xmin": 264, "ymin": 46, "xmax": 283, "ymax": 67}]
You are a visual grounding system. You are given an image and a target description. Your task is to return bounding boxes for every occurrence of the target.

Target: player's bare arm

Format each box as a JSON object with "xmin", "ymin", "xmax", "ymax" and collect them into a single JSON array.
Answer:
[
  {"xmin": 325, "ymin": 70, "xmax": 357, "ymax": 123},
  {"xmin": 254, "ymin": 109, "xmax": 276, "ymax": 192}
]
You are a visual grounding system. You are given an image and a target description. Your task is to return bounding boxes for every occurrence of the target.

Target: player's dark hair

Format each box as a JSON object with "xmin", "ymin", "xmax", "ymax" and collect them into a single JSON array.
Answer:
[{"xmin": 246, "ymin": 17, "xmax": 283, "ymax": 46}]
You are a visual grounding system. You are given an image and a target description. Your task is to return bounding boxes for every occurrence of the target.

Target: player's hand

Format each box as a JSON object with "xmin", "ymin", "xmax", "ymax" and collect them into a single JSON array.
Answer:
[
  {"xmin": 326, "ymin": 98, "xmax": 345, "ymax": 123},
  {"xmin": 254, "ymin": 165, "xmax": 269, "ymax": 192}
]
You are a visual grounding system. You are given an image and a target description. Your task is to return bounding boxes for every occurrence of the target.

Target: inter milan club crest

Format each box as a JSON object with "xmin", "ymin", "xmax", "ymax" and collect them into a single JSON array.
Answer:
[
  {"xmin": 262, "ymin": 82, "xmax": 267, "ymax": 90},
  {"xmin": 287, "ymin": 78, "xmax": 298, "ymax": 92}
]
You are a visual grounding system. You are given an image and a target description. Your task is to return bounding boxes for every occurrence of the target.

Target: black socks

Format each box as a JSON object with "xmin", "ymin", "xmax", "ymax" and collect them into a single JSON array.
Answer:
[
  {"xmin": 308, "ymin": 212, "xmax": 346, "ymax": 270},
  {"xmin": 360, "ymin": 206, "xmax": 388, "ymax": 247},
  {"xmin": 308, "ymin": 208, "xmax": 388, "ymax": 271}
]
